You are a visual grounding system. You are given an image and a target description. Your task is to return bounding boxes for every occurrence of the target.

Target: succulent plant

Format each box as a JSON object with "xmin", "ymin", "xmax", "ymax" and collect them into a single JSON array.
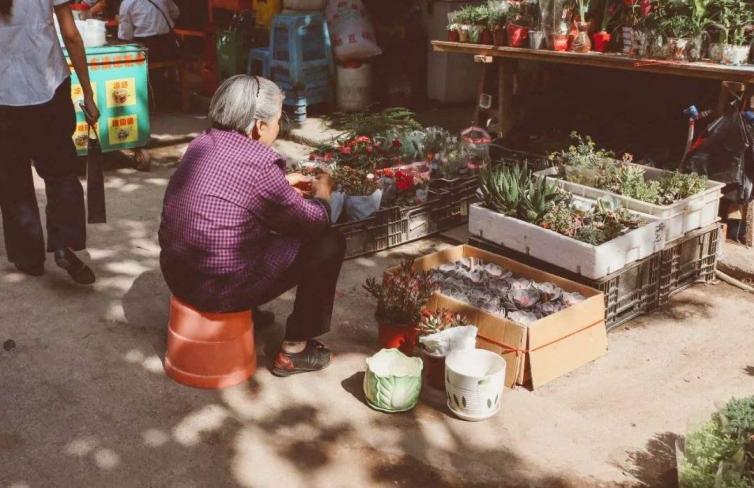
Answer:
[
  {"xmin": 417, "ymin": 308, "xmax": 468, "ymax": 336},
  {"xmin": 363, "ymin": 258, "xmax": 435, "ymax": 325},
  {"xmin": 480, "ymin": 164, "xmax": 528, "ymax": 217},
  {"xmin": 508, "ymin": 288, "xmax": 541, "ymax": 309}
]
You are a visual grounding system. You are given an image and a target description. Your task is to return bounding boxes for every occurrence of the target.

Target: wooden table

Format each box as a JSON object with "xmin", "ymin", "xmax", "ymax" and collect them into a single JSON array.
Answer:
[{"xmin": 432, "ymin": 40, "xmax": 754, "ymax": 245}]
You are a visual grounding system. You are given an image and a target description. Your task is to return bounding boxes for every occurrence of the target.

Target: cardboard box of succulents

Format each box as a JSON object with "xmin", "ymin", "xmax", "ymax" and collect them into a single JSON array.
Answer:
[{"xmin": 411, "ymin": 245, "xmax": 607, "ymax": 389}]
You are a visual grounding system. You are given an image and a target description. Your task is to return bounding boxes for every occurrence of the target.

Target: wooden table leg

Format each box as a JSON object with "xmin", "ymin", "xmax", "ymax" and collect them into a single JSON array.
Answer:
[{"xmin": 497, "ymin": 59, "xmax": 517, "ymax": 139}]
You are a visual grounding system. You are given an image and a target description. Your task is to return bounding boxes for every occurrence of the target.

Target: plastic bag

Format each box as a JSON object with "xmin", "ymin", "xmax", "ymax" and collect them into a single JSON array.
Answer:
[
  {"xmin": 329, "ymin": 190, "xmax": 346, "ymax": 223},
  {"xmin": 419, "ymin": 325, "xmax": 477, "ymax": 357},
  {"xmin": 325, "ymin": 0, "xmax": 382, "ymax": 62},
  {"xmin": 345, "ymin": 189, "xmax": 382, "ymax": 221},
  {"xmin": 685, "ymin": 106, "xmax": 754, "ymax": 202}
]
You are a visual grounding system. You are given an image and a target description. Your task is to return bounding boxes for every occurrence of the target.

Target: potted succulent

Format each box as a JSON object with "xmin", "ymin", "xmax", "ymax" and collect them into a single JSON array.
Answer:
[
  {"xmin": 592, "ymin": 0, "xmax": 620, "ymax": 52},
  {"xmin": 468, "ymin": 5, "xmax": 488, "ymax": 44},
  {"xmin": 710, "ymin": 0, "xmax": 754, "ymax": 65},
  {"xmin": 528, "ymin": 1, "xmax": 546, "ymax": 49},
  {"xmin": 506, "ymin": 2, "xmax": 531, "ymax": 48},
  {"xmin": 454, "ymin": 6, "xmax": 472, "ymax": 42},
  {"xmin": 686, "ymin": 0, "xmax": 714, "ymax": 61},
  {"xmin": 570, "ymin": 0, "xmax": 593, "ymax": 52},
  {"xmin": 478, "ymin": 4, "xmax": 495, "ymax": 44},
  {"xmin": 659, "ymin": 7, "xmax": 702, "ymax": 61},
  {"xmin": 488, "ymin": 7, "xmax": 508, "ymax": 46},
  {"xmin": 363, "ymin": 258, "xmax": 435, "ymax": 355},
  {"xmin": 416, "ymin": 309, "xmax": 468, "ymax": 390}
]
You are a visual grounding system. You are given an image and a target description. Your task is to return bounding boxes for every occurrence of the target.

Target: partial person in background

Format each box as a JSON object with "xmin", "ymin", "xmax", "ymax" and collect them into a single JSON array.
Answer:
[
  {"xmin": 0, "ymin": 0, "xmax": 100, "ymax": 284},
  {"xmin": 118, "ymin": 0, "xmax": 179, "ymax": 63}
]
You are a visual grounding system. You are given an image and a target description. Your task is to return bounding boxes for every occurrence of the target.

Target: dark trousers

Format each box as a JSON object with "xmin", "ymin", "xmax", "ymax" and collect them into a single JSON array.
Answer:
[
  {"xmin": 253, "ymin": 229, "xmax": 347, "ymax": 342},
  {"xmin": 0, "ymin": 78, "xmax": 86, "ymax": 266}
]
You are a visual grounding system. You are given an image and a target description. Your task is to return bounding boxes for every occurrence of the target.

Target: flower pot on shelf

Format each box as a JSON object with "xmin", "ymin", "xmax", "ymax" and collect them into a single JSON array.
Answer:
[
  {"xmin": 493, "ymin": 27, "xmax": 506, "ymax": 46},
  {"xmin": 620, "ymin": 26, "xmax": 633, "ymax": 54},
  {"xmin": 570, "ymin": 21, "xmax": 591, "ymax": 53},
  {"xmin": 506, "ymin": 23, "xmax": 529, "ymax": 48},
  {"xmin": 722, "ymin": 44, "xmax": 750, "ymax": 66},
  {"xmin": 480, "ymin": 28, "xmax": 493, "ymax": 45},
  {"xmin": 469, "ymin": 25, "xmax": 482, "ymax": 44},
  {"xmin": 529, "ymin": 30, "xmax": 545, "ymax": 49},
  {"xmin": 448, "ymin": 29, "xmax": 459, "ymax": 42},
  {"xmin": 378, "ymin": 319, "xmax": 418, "ymax": 355},
  {"xmin": 668, "ymin": 38, "xmax": 689, "ymax": 62},
  {"xmin": 708, "ymin": 43, "xmax": 723, "ymax": 63},
  {"xmin": 592, "ymin": 31, "xmax": 611, "ymax": 52},
  {"xmin": 458, "ymin": 25, "xmax": 470, "ymax": 43},
  {"xmin": 550, "ymin": 34, "xmax": 568, "ymax": 51},
  {"xmin": 420, "ymin": 348, "xmax": 446, "ymax": 390},
  {"xmin": 686, "ymin": 35, "xmax": 703, "ymax": 62}
]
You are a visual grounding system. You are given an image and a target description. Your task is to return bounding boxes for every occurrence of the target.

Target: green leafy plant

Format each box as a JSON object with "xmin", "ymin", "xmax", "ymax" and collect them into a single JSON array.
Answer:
[
  {"xmin": 710, "ymin": 0, "xmax": 754, "ymax": 45},
  {"xmin": 363, "ymin": 258, "xmax": 436, "ymax": 325},
  {"xmin": 679, "ymin": 395, "xmax": 754, "ymax": 488},
  {"xmin": 480, "ymin": 164, "xmax": 531, "ymax": 217},
  {"xmin": 325, "ymin": 107, "xmax": 421, "ymax": 139}
]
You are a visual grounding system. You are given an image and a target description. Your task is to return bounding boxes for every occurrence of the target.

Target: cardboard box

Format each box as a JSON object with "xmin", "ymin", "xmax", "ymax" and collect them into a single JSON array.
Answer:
[{"xmin": 407, "ymin": 245, "xmax": 608, "ymax": 389}]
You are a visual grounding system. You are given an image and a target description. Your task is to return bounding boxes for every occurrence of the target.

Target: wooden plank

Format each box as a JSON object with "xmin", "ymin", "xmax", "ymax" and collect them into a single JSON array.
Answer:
[{"xmin": 432, "ymin": 41, "xmax": 754, "ymax": 83}]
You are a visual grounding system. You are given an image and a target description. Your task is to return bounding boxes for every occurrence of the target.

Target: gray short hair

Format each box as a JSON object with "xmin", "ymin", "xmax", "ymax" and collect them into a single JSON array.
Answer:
[{"xmin": 208, "ymin": 75, "xmax": 285, "ymax": 134}]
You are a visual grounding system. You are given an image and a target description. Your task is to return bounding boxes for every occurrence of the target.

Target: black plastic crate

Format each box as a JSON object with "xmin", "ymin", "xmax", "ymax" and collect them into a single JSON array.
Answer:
[
  {"xmin": 658, "ymin": 223, "xmax": 720, "ymax": 304},
  {"xmin": 468, "ymin": 236, "xmax": 662, "ymax": 332}
]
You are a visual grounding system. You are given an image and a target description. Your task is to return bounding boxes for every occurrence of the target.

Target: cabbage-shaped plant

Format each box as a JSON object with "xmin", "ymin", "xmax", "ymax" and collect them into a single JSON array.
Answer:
[{"xmin": 363, "ymin": 349, "xmax": 423, "ymax": 413}]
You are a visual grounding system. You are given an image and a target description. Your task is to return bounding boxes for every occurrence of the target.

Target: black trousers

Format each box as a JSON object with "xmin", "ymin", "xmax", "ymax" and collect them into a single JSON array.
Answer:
[
  {"xmin": 0, "ymin": 78, "xmax": 86, "ymax": 266},
  {"xmin": 253, "ymin": 229, "xmax": 347, "ymax": 342}
]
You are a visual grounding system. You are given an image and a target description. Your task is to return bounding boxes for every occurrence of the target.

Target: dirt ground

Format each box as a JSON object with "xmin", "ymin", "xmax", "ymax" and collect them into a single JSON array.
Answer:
[{"xmin": 1, "ymin": 113, "xmax": 753, "ymax": 488}]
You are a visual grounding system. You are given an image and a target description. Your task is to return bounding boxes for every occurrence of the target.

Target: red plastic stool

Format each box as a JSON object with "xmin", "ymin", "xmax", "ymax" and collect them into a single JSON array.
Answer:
[{"xmin": 164, "ymin": 296, "xmax": 256, "ymax": 389}]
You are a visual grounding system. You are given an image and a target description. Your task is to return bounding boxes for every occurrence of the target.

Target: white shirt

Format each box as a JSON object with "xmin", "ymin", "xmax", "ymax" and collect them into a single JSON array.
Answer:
[
  {"xmin": 118, "ymin": 0, "xmax": 179, "ymax": 40},
  {"xmin": 0, "ymin": 0, "xmax": 71, "ymax": 106}
]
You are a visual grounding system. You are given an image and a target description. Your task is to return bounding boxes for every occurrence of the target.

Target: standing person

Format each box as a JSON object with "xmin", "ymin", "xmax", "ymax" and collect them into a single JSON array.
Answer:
[
  {"xmin": 117, "ymin": 0, "xmax": 179, "ymax": 63},
  {"xmin": 159, "ymin": 75, "xmax": 346, "ymax": 377},
  {"xmin": 0, "ymin": 0, "xmax": 100, "ymax": 284}
]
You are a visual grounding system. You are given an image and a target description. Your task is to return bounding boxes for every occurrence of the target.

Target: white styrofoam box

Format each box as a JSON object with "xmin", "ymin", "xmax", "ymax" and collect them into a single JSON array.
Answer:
[
  {"xmin": 425, "ymin": 1, "xmax": 481, "ymax": 103},
  {"xmin": 468, "ymin": 199, "xmax": 666, "ymax": 280},
  {"xmin": 336, "ymin": 62, "xmax": 372, "ymax": 112},
  {"xmin": 535, "ymin": 164, "xmax": 725, "ymax": 243}
]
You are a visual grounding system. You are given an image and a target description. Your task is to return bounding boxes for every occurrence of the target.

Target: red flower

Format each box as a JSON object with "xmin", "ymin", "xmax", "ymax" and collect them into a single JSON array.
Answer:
[
  {"xmin": 395, "ymin": 170, "xmax": 413, "ymax": 191},
  {"xmin": 365, "ymin": 145, "xmax": 373, "ymax": 154},
  {"xmin": 309, "ymin": 154, "xmax": 316, "ymax": 160},
  {"xmin": 640, "ymin": 0, "xmax": 651, "ymax": 16},
  {"xmin": 356, "ymin": 135, "xmax": 370, "ymax": 143},
  {"xmin": 340, "ymin": 146, "xmax": 352, "ymax": 155},
  {"xmin": 324, "ymin": 152, "xmax": 333, "ymax": 161},
  {"xmin": 392, "ymin": 140, "xmax": 402, "ymax": 149}
]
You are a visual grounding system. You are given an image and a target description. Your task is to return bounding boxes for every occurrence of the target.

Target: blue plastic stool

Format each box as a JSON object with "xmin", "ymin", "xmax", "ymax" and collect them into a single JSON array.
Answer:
[
  {"xmin": 256, "ymin": 12, "xmax": 334, "ymax": 122},
  {"xmin": 247, "ymin": 47, "xmax": 271, "ymax": 79}
]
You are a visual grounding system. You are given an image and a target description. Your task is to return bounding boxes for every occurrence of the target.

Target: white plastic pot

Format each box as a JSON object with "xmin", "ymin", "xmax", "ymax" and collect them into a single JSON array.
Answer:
[
  {"xmin": 722, "ymin": 44, "xmax": 750, "ymax": 66},
  {"xmin": 336, "ymin": 62, "xmax": 372, "ymax": 112},
  {"xmin": 708, "ymin": 43, "xmax": 723, "ymax": 63},
  {"xmin": 445, "ymin": 349, "xmax": 505, "ymax": 421}
]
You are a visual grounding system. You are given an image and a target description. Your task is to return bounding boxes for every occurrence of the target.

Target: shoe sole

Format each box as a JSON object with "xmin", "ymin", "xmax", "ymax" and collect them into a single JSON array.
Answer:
[{"xmin": 271, "ymin": 362, "xmax": 330, "ymax": 378}]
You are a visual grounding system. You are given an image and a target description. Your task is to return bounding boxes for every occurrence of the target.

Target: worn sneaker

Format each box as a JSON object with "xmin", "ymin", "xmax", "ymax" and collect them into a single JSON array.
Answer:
[{"xmin": 271, "ymin": 340, "xmax": 332, "ymax": 377}]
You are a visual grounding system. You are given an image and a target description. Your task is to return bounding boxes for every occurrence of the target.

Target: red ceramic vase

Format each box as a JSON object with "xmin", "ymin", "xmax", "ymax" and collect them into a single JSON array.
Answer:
[
  {"xmin": 592, "ymin": 31, "xmax": 611, "ymax": 52},
  {"xmin": 480, "ymin": 28, "xmax": 493, "ymax": 45},
  {"xmin": 506, "ymin": 23, "xmax": 529, "ymax": 48},
  {"xmin": 448, "ymin": 29, "xmax": 459, "ymax": 42},
  {"xmin": 550, "ymin": 34, "xmax": 569, "ymax": 51},
  {"xmin": 378, "ymin": 321, "xmax": 418, "ymax": 356},
  {"xmin": 493, "ymin": 28, "xmax": 506, "ymax": 46},
  {"xmin": 421, "ymin": 349, "xmax": 446, "ymax": 390}
]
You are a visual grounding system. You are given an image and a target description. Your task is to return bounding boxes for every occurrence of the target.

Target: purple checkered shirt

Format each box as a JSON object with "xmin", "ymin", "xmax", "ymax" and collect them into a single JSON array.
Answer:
[{"xmin": 159, "ymin": 129, "xmax": 329, "ymax": 312}]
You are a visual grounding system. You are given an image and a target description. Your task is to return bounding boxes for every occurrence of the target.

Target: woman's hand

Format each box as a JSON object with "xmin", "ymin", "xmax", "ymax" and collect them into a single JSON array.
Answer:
[
  {"xmin": 286, "ymin": 172, "xmax": 313, "ymax": 197},
  {"xmin": 312, "ymin": 173, "xmax": 333, "ymax": 201},
  {"xmin": 82, "ymin": 91, "xmax": 100, "ymax": 125}
]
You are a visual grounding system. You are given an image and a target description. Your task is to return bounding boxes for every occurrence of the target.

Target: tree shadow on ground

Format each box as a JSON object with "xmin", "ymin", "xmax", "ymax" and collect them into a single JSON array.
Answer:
[
  {"xmin": 745, "ymin": 366, "xmax": 754, "ymax": 377},
  {"xmin": 624, "ymin": 432, "xmax": 679, "ymax": 488}
]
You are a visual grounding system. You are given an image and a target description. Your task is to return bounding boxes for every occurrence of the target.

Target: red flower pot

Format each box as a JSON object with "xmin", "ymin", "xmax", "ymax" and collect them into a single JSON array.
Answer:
[
  {"xmin": 493, "ymin": 28, "xmax": 506, "ymax": 46},
  {"xmin": 480, "ymin": 28, "xmax": 493, "ymax": 45},
  {"xmin": 550, "ymin": 34, "xmax": 568, "ymax": 51},
  {"xmin": 378, "ymin": 321, "xmax": 418, "ymax": 355},
  {"xmin": 506, "ymin": 23, "xmax": 529, "ymax": 48},
  {"xmin": 448, "ymin": 29, "xmax": 459, "ymax": 42},
  {"xmin": 421, "ymin": 349, "xmax": 446, "ymax": 390},
  {"xmin": 592, "ymin": 31, "xmax": 611, "ymax": 52}
]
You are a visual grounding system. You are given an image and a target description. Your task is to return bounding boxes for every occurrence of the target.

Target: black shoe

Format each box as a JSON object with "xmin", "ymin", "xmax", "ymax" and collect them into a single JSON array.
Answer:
[
  {"xmin": 252, "ymin": 307, "xmax": 276, "ymax": 328},
  {"xmin": 14, "ymin": 262, "xmax": 44, "ymax": 276},
  {"xmin": 271, "ymin": 340, "xmax": 332, "ymax": 377},
  {"xmin": 54, "ymin": 248, "xmax": 95, "ymax": 285}
]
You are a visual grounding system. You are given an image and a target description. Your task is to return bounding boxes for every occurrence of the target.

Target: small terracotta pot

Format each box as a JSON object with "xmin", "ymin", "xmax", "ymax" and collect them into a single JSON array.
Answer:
[
  {"xmin": 480, "ymin": 28, "xmax": 493, "ymax": 45},
  {"xmin": 506, "ymin": 23, "xmax": 529, "ymax": 48},
  {"xmin": 378, "ymin": 320, "xmax": 418, "ymax": 355},
  {"xmin": 550, "ymin": 34, "xmax": 568, "ymax": 51},
  {"xmin": 592, "ymin": 31, "xmax": 611, "ymax": 52},
  {"xmin": 493, "ymin": 27, "xmax": 506, "ymax": 46},
  {"xmin": 421, "ymin": 349, "xmax": 446, "ymax": 390},
  {"xmin": 448, "ymin": 29, "xmax": 459, "ymax": 42}
]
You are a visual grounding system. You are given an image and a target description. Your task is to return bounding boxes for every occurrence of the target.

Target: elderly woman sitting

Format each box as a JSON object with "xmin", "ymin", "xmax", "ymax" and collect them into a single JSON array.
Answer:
[{"xmin": 159, "ymin": 75, "xmax": 345, "ymax": 377}]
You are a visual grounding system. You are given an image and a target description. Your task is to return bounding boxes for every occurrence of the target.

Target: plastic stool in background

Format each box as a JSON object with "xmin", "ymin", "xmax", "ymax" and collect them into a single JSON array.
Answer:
[
  {"xmin": 247, "ymin": 47, "xmax": 271, "ymax": 78},
  {"xmin": 164, "ymin": 296, "xmax": 256, "ymax": 389},
  {"xmin": 270, "ymin": 12, "xmax": 334, "ymax": 122}
]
